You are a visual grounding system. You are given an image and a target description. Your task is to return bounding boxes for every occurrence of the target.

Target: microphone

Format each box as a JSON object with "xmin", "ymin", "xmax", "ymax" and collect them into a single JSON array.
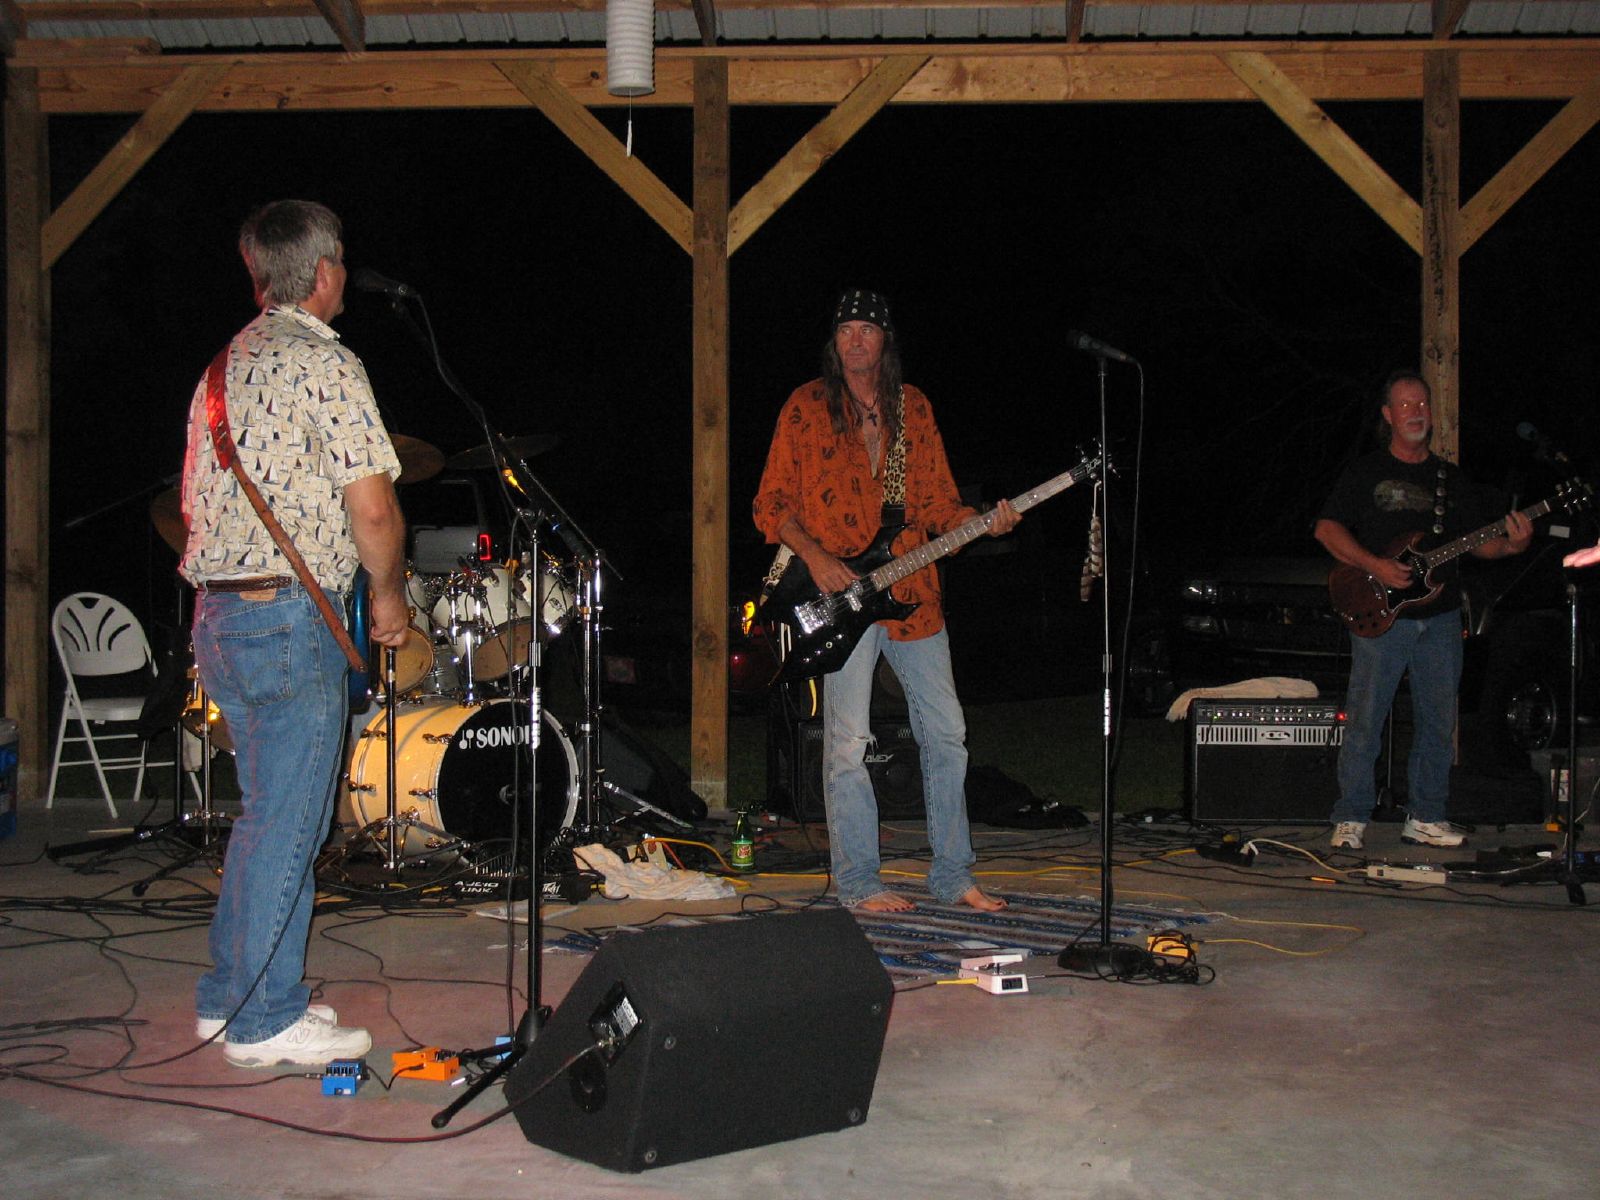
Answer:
[
  {"xmin": 1068, "ymin": 330, "xmax": 1137, "ymax": 365},
  {"xmin": 349, "ymin": 267, "xmax": 418, "ymax": 299},
  {"xmin": 1516, "ymin": 421, "xmax": 1570, "ymax": 465}
]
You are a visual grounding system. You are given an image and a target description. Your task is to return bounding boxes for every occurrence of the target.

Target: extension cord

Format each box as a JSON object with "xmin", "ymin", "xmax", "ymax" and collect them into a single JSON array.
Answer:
[
  {"xmin": 1146, "ymin": 933, "xmax": 1194, "ymax": 961},
  {"xmin": 1365, "ymin": 863, "xmax": 1448, "ymax": 885},
  {"xmin": 958, "ymin": 953, "xmax": 1029, "ymax": 995}
]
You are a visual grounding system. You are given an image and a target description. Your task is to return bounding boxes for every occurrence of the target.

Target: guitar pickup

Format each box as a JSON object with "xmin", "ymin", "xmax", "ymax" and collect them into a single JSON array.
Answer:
[{"xmin": 793, "ymin": 601, "xmax": 827, "ymax": 636}]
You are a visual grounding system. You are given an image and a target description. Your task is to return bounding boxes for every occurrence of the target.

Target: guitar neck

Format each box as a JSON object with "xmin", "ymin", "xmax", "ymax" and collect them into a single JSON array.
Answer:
[
  {"xmin": 1419, "ymin": 499, "xmax": 1551, "ymax": 572},
  {"xmin": 867, "ymin": 461, "xmax": 1094, "ymax": 593}
]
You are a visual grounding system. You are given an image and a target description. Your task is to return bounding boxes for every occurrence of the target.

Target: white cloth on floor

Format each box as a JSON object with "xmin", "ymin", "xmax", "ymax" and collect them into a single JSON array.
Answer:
[
  {"xmin": 573, "ymin": 842, "xmax": 736, "ymax": 901},
  {"xmin": 1165, "ymin": 676, "xmax": 1319, "ymax": 722}
]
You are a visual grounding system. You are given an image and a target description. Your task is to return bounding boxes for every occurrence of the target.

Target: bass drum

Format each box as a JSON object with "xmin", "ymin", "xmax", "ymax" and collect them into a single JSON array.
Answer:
[{"xmin": 346, "ymin": 698, "xmax": 578, "ymax": 857}]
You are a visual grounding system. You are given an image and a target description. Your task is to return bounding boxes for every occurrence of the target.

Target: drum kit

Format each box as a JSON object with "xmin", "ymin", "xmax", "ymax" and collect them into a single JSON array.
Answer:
[{"xmin": 151, "ymin": 429, "xmax": 678, "ymax": 877}]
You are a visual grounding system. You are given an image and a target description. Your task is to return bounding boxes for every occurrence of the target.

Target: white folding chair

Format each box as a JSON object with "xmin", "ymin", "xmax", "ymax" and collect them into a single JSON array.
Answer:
[{"xmin": 46, "ymin": 593, "xmax": 173, "ymax": 819}]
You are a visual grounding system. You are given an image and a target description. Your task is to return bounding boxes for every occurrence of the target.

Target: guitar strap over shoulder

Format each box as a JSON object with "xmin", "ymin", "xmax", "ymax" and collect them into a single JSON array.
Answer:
[
  {"xmin": 203, "ymin": 344, "xmax": 367, "ymax": 672},
  {"xmin": 880, "ymin": 389, "xmax": 908, "ymax": 507}
]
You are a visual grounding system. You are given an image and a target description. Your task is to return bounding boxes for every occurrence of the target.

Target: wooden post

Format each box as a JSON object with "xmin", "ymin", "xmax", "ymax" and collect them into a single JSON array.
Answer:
[
  {"xmin": 1421, "ymin": 51, "xmax": 1461, "ymax": 463},
  {"xmin": 690, "ymin": 56, "xmax": 731, "ymax": 812},
  {"xmin": 5, "ymin": 66, "xmax": 51, "ymax": 802}
]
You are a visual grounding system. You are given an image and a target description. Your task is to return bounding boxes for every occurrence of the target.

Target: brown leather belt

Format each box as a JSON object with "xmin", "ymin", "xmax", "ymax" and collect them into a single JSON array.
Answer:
[{"xmin": 200, "ymin": 575, "xmax": 295, "ymax": 593}]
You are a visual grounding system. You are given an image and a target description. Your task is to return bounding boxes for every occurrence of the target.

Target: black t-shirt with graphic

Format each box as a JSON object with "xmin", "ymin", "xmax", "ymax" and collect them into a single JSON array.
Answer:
[{"xmin": 1319, "ymin": 449, "xmax": 1492, "ymax": 616}]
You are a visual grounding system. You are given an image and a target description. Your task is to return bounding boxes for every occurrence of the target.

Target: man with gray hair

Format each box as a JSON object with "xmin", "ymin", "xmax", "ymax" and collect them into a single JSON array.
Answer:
[{"xmin": 181, "ymin": 199, "xmax": 409, "ymax": 1068}]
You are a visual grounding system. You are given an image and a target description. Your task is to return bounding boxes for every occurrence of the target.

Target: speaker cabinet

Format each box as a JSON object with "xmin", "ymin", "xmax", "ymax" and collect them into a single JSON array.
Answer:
[
  {"xmin": 1187, "ymin": 700, "xmax": 1343, "ymax": 824},
  {"xmin": 790, "ymin": 718, "xmax": 925, "ymax": 822},
  {"xmin": 506, "ymin": 908, "xmax": 893, "ymax": 1172}
]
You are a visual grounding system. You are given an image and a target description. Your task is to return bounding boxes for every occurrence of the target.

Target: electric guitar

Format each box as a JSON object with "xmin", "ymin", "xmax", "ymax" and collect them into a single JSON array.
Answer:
[
  {"xmin": 761, "ymin": 450, "xmax": 1103, "ymax": 682},
  {"xmin": 1328, "ymin": 478, "xmax": 1593, "ymax": 638}
]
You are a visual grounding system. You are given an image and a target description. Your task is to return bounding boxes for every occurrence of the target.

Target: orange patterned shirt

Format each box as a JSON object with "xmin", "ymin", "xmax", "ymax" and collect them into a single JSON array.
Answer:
[{"xmin": 754, "ymin": 380, "xmax": 976, "ymax": 642}]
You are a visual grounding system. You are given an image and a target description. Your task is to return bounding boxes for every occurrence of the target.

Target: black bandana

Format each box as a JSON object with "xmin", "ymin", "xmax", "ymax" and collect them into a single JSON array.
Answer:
[{"xmin": 833, "ymin": 288, "xmax": 893, "ymax": 334}]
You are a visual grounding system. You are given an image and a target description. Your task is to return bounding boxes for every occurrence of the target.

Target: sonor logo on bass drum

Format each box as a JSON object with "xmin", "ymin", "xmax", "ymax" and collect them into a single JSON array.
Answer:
[{"xmin": 457, "ymin": 723, "xmax": 532, "ymax": 751}]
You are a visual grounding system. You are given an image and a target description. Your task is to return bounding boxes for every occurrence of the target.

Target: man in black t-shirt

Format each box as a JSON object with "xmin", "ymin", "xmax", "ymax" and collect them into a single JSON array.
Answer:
[{"xmin": 1314, "ymin": 371, "xmax": 1531, "ymax": 852}]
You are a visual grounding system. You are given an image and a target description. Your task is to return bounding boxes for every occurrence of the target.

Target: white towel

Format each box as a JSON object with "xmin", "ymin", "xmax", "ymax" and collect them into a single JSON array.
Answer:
[
  {"xmin": 572, "ymin": 842, "xmax": 736, "ymax": 901},
  {"xmin": 1164, "ymin": 676, "xmax": 1319, "ymax": 722}
]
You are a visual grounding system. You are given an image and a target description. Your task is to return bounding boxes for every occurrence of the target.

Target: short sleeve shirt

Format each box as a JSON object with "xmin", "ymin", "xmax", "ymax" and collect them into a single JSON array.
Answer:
[
  {"xmin": 1319, "ymin": 449, "xmax": 1491, "ymax": 614},
  {"xmin": 180, "ymin": 305, "xmax": 400, "ymax": 592}
]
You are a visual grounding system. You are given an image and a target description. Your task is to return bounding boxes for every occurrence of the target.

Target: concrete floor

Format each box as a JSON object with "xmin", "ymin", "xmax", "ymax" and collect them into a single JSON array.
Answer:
[{"xmin": 4, "ymin": 794, "xmax": 1598, "ymax": 1200}]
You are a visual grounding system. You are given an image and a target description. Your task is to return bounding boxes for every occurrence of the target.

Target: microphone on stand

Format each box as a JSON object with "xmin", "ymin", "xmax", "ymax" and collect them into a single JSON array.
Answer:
[
  {"xmin": 1068, "ymin": 330, "xmax": 1137, "ymax": 365},
  {"xmin": 1516, "ymin": 421, "xmax": 1570, "ymax": 466},
  {"xmin": 350, "ymin": 267, "xmax": 419, "ymax": 300}
]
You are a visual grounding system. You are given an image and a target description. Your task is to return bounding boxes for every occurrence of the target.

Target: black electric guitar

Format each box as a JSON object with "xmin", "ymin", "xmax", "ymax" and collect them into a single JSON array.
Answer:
[
  {"xmin": 761, "ymin": 450, "xmax": 1103, "ymax": 682},
  {"xmin": 1329, "ymin": 478, "xmax": 1593, "ymax": 637}
]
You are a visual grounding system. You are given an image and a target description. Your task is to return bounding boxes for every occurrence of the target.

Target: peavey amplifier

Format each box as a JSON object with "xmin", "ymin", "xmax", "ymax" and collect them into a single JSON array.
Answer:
[{"xmin": 1187, "ymin": 700, "xmax": 1344, "ymax": 824}]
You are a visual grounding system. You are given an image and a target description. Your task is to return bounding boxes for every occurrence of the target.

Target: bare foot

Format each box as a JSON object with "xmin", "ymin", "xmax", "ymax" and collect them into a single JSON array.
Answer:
[
  {"xmin": 956, "ymin": 886, "xmax": 1007, "ymax": 912},
  {"xmin": 855, "ymin": 891, "xmax": 916, "ymax": 913}
]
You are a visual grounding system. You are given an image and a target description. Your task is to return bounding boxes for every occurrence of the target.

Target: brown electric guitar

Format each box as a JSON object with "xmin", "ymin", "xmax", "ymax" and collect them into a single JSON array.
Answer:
[{"xmin": 1328, "ymin": 479, "xmax": 1593, "ymax": 637}]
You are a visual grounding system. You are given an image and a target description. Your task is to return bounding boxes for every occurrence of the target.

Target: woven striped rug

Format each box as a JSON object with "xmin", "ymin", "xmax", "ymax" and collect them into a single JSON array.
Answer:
[{"xmin": 542, "ymin": 886, "xmax": 1207, "ymax": 981}]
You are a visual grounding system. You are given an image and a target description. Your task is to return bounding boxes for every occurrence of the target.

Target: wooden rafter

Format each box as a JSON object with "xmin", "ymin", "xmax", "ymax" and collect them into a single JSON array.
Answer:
[
  {"xmin": 311, "ymin": 0, "xmax": 365, "ymax": 52},
  {"xmin": 42, "ymin": 60, "xmax": 231, "ymax": 269},
  {"xmin": 728, "ymin": 53, "xmax": 927, "ymax": 254},
  {"xmin": 689, "ymin": 0, "xmax": 718, "ymax": 47},
  {"xmin": 1221, "ymin": 49, "xmax": 1423, "ymax": 253},
  {"xmin": 496, "ymin": 58, "xmax": 694, "ymax": 252},
  {"xmin": 1460, "ymin": 73, "xmax": 1600, "ymax": 252},
  {"xmin": 2, "ymin": 0, "xmax": 25, "ymax": 57}
]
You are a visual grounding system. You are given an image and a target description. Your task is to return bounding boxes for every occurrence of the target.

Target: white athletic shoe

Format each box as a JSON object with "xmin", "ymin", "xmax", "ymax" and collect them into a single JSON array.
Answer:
[
  {"xmin": 1401, "ymin": 817, "xmax": 1467, "ymax": 848},
  {"xmin": 198, "ymin": 1004, "xmax": 336, "ymax": 1042},
  {"xmin": 223, "ymin": 1010, "xmax": 371, "ymax": 1069},
  {"xmin": 1330, "ymin": 821, "xmax": 1366, "ymax": 851}
]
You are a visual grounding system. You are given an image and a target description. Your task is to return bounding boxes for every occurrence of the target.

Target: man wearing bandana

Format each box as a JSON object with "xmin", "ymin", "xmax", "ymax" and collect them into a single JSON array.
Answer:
[
  {"xmin": 754, "ymin": 290, "xmax": 1019, "ymax": 912},
  {"xmin": 1315, "ymin": 371, "xmax": 1531, "ymax": 853}
]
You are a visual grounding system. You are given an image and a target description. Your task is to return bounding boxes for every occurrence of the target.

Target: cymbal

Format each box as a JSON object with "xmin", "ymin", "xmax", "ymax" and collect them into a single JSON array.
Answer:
[
  {"xmin": 445, "ymin": 434, "xmax": 560, "ymax": 471},
  {"xmin": 150, "ymin": 487, "xmax": 187, "ymax": 555},
  {"xmin": 393, "ymin": 434, "xmax": 446, "ymax": 485}
]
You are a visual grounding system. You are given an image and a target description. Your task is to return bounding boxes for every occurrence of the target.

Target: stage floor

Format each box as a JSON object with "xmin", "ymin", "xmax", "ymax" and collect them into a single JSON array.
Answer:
[{"xmin": 4, "ymin": 799, "xmax": 1597, "ymax": 1200}]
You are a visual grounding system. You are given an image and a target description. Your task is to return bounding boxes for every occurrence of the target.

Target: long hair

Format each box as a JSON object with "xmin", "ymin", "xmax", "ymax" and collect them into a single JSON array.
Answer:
[{"xmin": 818, "ymin": 329, "xmax": 904, "ymax": 443}]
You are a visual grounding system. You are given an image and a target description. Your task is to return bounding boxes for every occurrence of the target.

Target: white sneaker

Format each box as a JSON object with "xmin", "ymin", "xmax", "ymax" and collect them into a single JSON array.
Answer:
[
  {"xmin": 1401, "ymin": 817, "xmax": 1467, "ymax": 848},
  {"xmin": 223, "ymin": 1010, "xmax": 372, "ymax": 1069},
  {"xmin": 1330, "ymin": 821, "xmax": 1366, "ymax": 851},
  {"xmin": 198, "ymin": 1004, "xmax": 336, "ymax": 1042}
]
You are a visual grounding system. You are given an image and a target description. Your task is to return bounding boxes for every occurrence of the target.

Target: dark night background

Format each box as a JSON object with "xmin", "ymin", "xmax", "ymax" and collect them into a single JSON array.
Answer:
[{"xmin": 11, "ymin": 97, "xmax": 1600, "ymax": 702}]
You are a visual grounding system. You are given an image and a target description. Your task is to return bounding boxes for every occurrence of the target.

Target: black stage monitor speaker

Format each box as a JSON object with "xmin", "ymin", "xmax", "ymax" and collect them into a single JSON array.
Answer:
[
  {"xmin": 505, "ymin": 907, "xmax": 893, "ymax": 1172},
  {"xmin": 1188, "ymin": 700, "xmax": 1343, "ymax": 824}
]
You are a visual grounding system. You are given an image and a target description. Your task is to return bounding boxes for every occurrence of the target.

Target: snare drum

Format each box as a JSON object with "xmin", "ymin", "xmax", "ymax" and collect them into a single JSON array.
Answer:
[{"xmin": 345, "ymin": 698, "xmax": 578, "ymax": 856}]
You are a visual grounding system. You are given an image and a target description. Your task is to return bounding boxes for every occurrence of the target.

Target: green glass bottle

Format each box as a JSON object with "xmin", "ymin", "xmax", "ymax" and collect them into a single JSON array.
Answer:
[{"xmin": 730, "ymin": 809, "xmax": 755, "ymax": 872}]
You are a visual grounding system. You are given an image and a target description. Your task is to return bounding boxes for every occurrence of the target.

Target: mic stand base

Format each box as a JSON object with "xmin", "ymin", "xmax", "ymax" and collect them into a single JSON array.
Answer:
[
  {"xmin": 431, "ymin": 1002, "xmax": 550, "ymax": 1128},
  {"xmin": 1057, "ymin": 941, "xmax": 1151, "ymax": 976}
]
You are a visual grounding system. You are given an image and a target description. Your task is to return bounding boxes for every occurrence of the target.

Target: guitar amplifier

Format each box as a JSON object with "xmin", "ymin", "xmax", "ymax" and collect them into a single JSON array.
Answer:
[
  {"xmin": 1187, "ymin": 700, "xmax": 1344, "ymax": 824},
  {"xmin": 790, "ymin": 718, "xmax": 925, "ymax": 823}
]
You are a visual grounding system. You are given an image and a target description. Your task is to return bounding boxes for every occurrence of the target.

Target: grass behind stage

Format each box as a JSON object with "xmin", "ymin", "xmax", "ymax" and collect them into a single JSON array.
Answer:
[{"xmin": 624, "ymin": 693, "xmax": 1188, "ymax": 817}]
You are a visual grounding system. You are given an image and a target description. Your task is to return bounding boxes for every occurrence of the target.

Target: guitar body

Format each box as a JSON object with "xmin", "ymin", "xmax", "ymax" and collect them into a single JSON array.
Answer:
[
  {"xmin": 1328, "ymin": 533, "xmax": 1448, "ymax": 638},
  {"xmin": 761, "ymin": 525, "xmax": 918, "ymax": 682},
  {"xmin": 347, "ymin": 566, "xmax": 371, "ymax": 707}
]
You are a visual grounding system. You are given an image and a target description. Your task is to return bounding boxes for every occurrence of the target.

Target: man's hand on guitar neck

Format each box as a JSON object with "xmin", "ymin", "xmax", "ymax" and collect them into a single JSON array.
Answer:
[{"xmin": 1474, "ymin": 510, "xmax": 1533, "ymax": 560}]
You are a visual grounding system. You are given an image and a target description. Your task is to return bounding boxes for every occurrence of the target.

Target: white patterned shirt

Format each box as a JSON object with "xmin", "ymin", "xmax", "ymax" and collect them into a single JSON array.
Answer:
[{"xmin": 180, "ymin": 304, "xmax": 400, "ymax": 592}]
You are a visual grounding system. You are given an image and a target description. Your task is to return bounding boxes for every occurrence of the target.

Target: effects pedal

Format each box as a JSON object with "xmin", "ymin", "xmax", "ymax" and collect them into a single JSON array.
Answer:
[
  {"xmin": 1365, "ymin": 863, "xmax": 1448, "ymax": 886},
  {"xmin": 958, "ymin": 953, "xmax": 1030, "ymax": 995},
  {"xmin": 321, "ymin": 1058, "xmax": 367, "ymax": 1097},
  {"xmin": 392, "ymin": 1047, "xmax": 460, "ymax": 1082}
]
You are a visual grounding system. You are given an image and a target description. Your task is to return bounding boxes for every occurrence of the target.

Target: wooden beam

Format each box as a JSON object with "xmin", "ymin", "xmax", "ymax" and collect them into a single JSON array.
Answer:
[
  {"xmin": 496, "ymin": 58, "xmax": 693, "ymax": 253},
  {"xmin": 690, "ymin": 55, "xmax": 730, "ymax": 812},
  {"xmin": 1460, "ymin": 73, "xmax": 1600, "ymax": 253},
  {"xmin": 689, "ymin": 0, "xmax": 717, "ymax": 48},
  {"xmin": 42, "ymin": 61, "xmax": 229, "ymax": 270},
  {"xmin": 2, "ymin": 0, "xmax": 26, "ymax": 59},
  {"xmin": 311, "ymin": 0, "xmax": 366, "ymax": 53},
  {"xmin": 728, "ymin": 53, "xmax": 926, "ymax": 254},
  {"xmin": 1421, "ymin": 50, "xmax": 1460, "ymax": 462},
  {"xmin": 1066, "ymin": 0, "xmax": 1085, "ymax": 44},
  {"xmin": 1431, "ymin": 0, "xmax": 1470, "ymax": 39},
  {"xmin": 1220, "ymin": 49, "xmax": 1422, "ymax": 254},
  {"xmin": 5, "ymin": 66, "xmax": 51, "ymax": 803}
]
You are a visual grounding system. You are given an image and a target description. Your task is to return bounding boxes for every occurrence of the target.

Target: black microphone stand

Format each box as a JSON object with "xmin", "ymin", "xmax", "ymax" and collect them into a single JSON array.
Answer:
[
  {"xmin": 1058, "ymin": 347, "xmax": 1145, "ymax": 974},
  {"xmin": 355, "ymin": 284, "xmax": 600, "ymax": 1126}
]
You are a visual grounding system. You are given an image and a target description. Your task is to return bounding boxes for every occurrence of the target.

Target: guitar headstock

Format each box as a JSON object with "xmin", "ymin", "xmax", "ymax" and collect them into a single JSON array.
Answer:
[
  {"xmin": 1555, "ymin": 477, "xmax": 1596, "ymax": 515},
  {"xmin": 1077, "ymin": 441, "xmax": 1112, "ymax": 480}
]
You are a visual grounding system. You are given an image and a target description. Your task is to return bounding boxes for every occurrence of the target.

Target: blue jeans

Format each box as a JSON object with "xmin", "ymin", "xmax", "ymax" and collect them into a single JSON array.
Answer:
[
  {"xmin": 822, "ymin": 625, "xmax": 977, "ymax": 905},
  {"xmin": 192, "ymin": 584, "xmax": 349, "ymax": 1042},
  {"xmin": 1333, "ymin": 609, "xmax": 1463, "ymax": 825}
]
